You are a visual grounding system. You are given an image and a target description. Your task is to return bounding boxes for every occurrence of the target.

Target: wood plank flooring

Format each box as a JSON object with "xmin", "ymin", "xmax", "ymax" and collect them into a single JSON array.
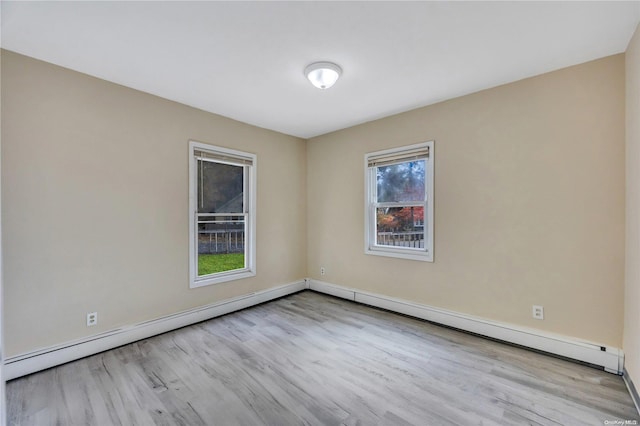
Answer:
[{"xmin": 7, "ymin": 291, "xmax": 640, "ymax": 425}]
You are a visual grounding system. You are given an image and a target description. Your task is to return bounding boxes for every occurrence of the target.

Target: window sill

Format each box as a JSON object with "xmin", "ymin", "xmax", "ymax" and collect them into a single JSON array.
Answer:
[
  {"xmin": 365, "ymin": 247, "xmax": 433, "ymax": 262},
  {"xmin": 190, "ymin": 269, "xmax": 256, "ymax": 288}
]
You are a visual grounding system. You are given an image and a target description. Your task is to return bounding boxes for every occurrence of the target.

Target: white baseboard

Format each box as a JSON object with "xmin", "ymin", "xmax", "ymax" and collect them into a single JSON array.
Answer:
[
  {"xmin": 6, "ymin": 278, "xmax": 624, "ymax": 381},
  {"xmin": 308, "ymin": 279, "xmax": 624, "ymax": 374},
  {"xmin": 4, "ymin": 280, "xmax": 307, "ymax": 381},
  {"xmin": 624, "ymin": 368, "xmax": 640, "ymax": 415}
]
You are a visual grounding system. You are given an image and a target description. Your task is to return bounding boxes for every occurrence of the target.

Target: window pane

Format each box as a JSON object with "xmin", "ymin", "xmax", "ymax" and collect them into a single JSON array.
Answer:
[
  {"xmin": 376, "ymin": 206, "xmax": 425, "ymax": 248},
  {"xmin": 198, "ymin": 160, "xmax": 244, "ymax": 213},
  {"xmin": 376, "ymin": 160, "xmax": 425, "ymax": 203},
  {"xmin": 197, "ymin": 215, "xmax": 245, "ymax": 276}
]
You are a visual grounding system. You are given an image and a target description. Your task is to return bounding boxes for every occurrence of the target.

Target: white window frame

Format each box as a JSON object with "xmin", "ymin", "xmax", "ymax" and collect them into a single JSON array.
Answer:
[
  {"xmin": 189, "ymin": 141, "xmax": 257, "ymax": 288},
  {"xmin": 364, "ymin": 141, "xmax": 434, "ymax": 262}
]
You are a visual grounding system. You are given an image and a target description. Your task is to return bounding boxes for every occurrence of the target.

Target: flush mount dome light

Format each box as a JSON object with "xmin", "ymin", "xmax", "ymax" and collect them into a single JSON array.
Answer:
[{"xmin": 304, "ymin": 62, "xmax": 342, "ymax": 89}]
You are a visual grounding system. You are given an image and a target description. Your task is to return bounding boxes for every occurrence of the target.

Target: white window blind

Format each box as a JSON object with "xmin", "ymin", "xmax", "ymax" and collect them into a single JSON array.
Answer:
[
  {"xmin": 367, "ymin": 146, "xmax": 429, "ymax": 168},
  {"xmin": 194, "ymin": 149, "xmax": 253, "ymax": 167}
]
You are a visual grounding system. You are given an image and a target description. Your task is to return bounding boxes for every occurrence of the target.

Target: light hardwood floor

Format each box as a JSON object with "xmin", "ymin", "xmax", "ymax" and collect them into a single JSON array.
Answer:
[{"xmin": 7, "ymin": 291, "xmax": 640, "ymax": 425}]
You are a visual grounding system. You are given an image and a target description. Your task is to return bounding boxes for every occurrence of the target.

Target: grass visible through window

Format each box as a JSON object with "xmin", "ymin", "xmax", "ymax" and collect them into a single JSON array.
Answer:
[{"xmin": 198, "ymin": 253, "xmax": 245, "ymax": 276}]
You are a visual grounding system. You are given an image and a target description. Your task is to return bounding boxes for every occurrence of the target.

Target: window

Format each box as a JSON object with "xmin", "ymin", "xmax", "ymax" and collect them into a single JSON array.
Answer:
[
  {"xmin": 365, "ymin": 141, "xmax": 434, "ymax": 262},
  {"xmin": 189, "ymin": 141, "xmax": 256, "ymax": 288}
]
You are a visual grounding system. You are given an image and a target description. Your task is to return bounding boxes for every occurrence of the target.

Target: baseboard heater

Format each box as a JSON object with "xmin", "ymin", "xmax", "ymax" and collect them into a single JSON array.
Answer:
[
  {"xmin": 307, "ymin": 279, "xmax": 624, "ymax": 374},
  {"xmin": 4, "ymin": 278, "xmax": 623, "ymax": 380},
  {"xmin": 4, "ymin": 280, "xmax": 307, "ymax": 381}
]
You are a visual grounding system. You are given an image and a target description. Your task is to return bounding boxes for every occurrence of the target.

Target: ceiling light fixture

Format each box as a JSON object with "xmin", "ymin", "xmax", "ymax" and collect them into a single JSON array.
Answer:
[{"xmin": 304, "ymin": 62, "xmax": 342, "ymax": 90}]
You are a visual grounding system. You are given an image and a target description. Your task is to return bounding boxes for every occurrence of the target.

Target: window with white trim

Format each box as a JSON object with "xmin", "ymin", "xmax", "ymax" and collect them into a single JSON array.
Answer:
[
  {"xmin": 189, "ymin": 141, "xmax": 256, "ymax": 288},
  {"xmin": 365, "ymin": 141, "xmax": 434, "ymax": 262}
]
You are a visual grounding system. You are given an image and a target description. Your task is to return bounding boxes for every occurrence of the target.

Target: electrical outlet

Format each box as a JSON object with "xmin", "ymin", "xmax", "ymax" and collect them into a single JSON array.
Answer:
[
  {"xmin": 320, "ymin": 267, "xmax": 326, "ymax": 276},
  {"xmin": 532, "ymin": 305, "xmax": 544, "ymax": 320},
  {"xmin": 87, "ymin": 312, "xmax": 98, "ymax": 327}
]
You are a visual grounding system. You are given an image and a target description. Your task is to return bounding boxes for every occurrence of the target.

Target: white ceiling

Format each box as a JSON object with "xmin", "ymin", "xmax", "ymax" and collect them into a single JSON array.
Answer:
[{"xmin": 2, "ymin": 1, "xmax": 640, "ymax": 139}]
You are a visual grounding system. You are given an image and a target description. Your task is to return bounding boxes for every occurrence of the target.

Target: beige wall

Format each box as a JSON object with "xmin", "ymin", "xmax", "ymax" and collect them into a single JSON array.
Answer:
[
  {"xmin": 1, "ymin": 50, "xmax": 307, "ymax": 357},
  {"xmin": 1, "ymin": 47, "xmax": 629, "ymax": 358},
  {"xmin": 0, "ymin": 37, "xmax": 5, "ymax": 425},
  {"xmin": 625, "ymin": 23, "xmax": 640, "ymax": 385},
  {"xmin": 308, "ymin": 55, "xmax": 626, "ymax": 347}
]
